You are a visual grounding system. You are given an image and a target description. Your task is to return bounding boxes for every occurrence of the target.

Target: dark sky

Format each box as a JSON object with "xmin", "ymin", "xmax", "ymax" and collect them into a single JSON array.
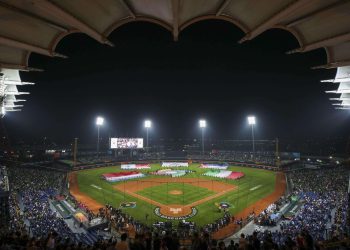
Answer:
[{"xmin": 4, "ymin": 20, "xmax": 350, "ymax": 145}]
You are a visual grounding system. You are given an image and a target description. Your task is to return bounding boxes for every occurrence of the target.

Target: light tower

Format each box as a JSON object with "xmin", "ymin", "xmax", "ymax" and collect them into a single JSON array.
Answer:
[
  {"xmin": 144, "ymin": 120, "xmax": 151, "ymax": 152},
  {"xmin": 247, "ymin": 116, "xmax": 256, "ymax": 159},
  {"xmin": 199, "ymin": 119, "xmax": 206, "ymax": 155},
  {"xmin": 96, "ymin": 116, "xmax": 104, "ymax": 157}
]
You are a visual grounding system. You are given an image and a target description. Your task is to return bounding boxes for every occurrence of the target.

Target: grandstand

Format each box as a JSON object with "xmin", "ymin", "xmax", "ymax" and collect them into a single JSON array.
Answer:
[
  {"xmin": 1, "ymin": 1, "xmax": 350, "ymax": 249},
  {"xmin": 0, "ymin": 166, "xmax": 10, "ymax": 230},
  {"xmin": 1, "ymin": 156, "xmax": 349, "ymax": 249}
]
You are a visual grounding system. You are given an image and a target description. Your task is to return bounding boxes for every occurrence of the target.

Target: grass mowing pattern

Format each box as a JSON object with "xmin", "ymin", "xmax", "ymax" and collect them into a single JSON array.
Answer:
[
  {"xmin": 76, "ymin": 164, "xmax": 276, "ymax": 226},
  {"xmin": 137, "ymin": 182, "xmax": 216, "ymax": 205}
]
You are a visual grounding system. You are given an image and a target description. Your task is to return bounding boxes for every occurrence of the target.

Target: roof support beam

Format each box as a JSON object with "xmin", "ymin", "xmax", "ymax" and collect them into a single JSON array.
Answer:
[
  {"xmin": 118, "ymin": 0, "xmax": 136, "ymax": 18},
  {"xmin": 0, "ymin": 62, "xmax": 43, "ymax": 72},
  {"xmin": 335, "ymin": 107, "xmax": 350, "ymax": 110},
  {"xmin": 33, "ymin": 0, "xmax": 114, "ymax": 46},
  {"xmin": 239, "ymin": 0, "xmax": 310, "ymax": 43},
  {"xmin": 286, "ymin": 1, "xmax": 350, "ymax": 28},
  {"xmin": 5, "ymin": 109, "xmax": 22, "ymax": 112},
  {"xmin": 172, "ymin": 0, "xmax": 179, "ymax": 41},
  {"xmin": 330, "ymin": 98, "xmax": 350, "ymax": 101},
  {"xmin": 0, "ymin": 2, "xmax": 68, "ymax": 32},
  {"xmin": 216, "ymin": 0, "xmax": 232, "ymax": 16},
  {"xmin": 0, "ymin": 36, "xmax": 67, "ymax": 58},
  {"xmin": 312, "ymin": 60, "xmax": 350, "ymax": 69},
  {"xmin": 287, "ymin": 33, "xmax": 350, "ymax": 54},
  {"xmin": 321, "ymin": 77, "xmax": 350, "ymax": 83}
]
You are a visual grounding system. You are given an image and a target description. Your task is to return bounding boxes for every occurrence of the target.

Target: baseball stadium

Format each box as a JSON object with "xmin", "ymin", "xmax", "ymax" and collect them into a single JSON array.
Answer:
[{"xmin": 1, "ymin": 1, "xmax": 350, "ymax": 249}]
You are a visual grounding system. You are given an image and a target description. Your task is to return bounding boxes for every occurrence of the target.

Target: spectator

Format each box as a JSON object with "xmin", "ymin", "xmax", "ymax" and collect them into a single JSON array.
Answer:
[
  {"xmin": 238, "ymin": 234, "xmax": 246, "ymax": 250},
  {"xmin": 116, "ymin": 233, "xmax": 129, "ymax": 250}
]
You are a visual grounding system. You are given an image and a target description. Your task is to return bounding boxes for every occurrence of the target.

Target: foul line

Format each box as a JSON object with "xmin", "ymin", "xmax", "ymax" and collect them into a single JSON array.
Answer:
[{"xmin": 249, "ymin": 185, "xmax": 262, "ymax": 191}]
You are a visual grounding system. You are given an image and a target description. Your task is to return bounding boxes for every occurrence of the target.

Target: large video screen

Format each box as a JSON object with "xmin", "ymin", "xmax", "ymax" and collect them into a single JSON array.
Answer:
[{"xmin": 110, "ymin": 138, "xmax": 143, "ymax": 149}]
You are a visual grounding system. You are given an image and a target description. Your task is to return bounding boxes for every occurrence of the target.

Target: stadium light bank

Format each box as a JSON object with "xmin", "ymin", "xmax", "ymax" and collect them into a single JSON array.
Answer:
[
  {"xmin": 199, "ymin": 119, "xmax": 206, "ymax": 155},
  {"xmin": 96, "ymin": 116, "xmax": 104, "ymax": 157},
  {"xmin": 144, "ymin": 120, "xmax": 152, "ymax": 152},
  {"xmin": 247, "ymin": 116, "xmax": 256, "ymax": 160}
]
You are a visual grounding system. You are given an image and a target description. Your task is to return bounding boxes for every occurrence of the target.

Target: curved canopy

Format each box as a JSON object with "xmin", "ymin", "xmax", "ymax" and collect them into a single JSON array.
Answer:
[{"xmin": 0, "ymin": 0, "xmax": 350, "ymax": 112}]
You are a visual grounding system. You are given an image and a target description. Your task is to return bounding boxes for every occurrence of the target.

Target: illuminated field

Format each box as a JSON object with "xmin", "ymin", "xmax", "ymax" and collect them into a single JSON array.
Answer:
[{"xmin": 74, "ymin": 163, "xmax": 277, "ymax": 226}]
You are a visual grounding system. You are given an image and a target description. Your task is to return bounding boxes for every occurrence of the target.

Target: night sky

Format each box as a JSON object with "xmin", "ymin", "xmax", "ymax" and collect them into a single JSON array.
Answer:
[{"xmin": 4, "ymin": 20, "xmax": 350, "ymax": 145}]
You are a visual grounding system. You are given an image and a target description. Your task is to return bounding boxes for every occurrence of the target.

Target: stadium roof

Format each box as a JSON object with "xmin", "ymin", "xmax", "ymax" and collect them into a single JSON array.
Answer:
[
  {"xmin": 0, "ymin": 68, "xmax": 31, "ymax": 117},
  {"xmin": 0, "ymin": 0, "xmax": 350, "ymax": 113}
]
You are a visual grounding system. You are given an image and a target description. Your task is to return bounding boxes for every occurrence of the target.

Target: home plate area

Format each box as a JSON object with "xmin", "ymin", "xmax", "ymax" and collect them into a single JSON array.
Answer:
[
  {"xmin": 155, "ymin": 205, "xmax": 198, "ymax": 220},
  {"xmin": 113, "ymin": 177, "xmax": 237, "ymax": 220},
  {"xmin": 161, "ymin": 205, "xmax": 193, "ymax": 216}
]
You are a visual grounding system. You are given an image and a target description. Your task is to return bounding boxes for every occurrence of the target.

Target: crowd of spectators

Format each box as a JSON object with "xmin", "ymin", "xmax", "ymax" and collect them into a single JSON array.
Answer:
[
  {"xmin": 97, "ymin": 204, "xmax": 233, "ymax": 241},
  {"xmin": 1, "ymin": 164, "xmax": 350, "ymax": 249},
  {"xmin": 60, "ymin": 150, "xmax": 277, "ymax": 170},
  {"xmin": 0, "ymin": 162, "xmax": 230, "ymax": 248},
  {"xmin": 248, "ymin": 166, "xmax": 349, "ymax": 248},
  {"xmin": 3, "ymin": 166, "xmax": 78, "ymax": 245},
  {"xmin": 0, "ymin": 165, "xmax": 9, "ymax": 192},
  {"xmin": 284, "ymin": 167, "xmax": 348, "ymax": 240},
  {"xmin": 188, "ymin": 151, "xmax": 276, "ymax": 168},
  {"xmin": 254, "ymin": 196, "xmax": 289, "ymax": 226},
  {"xmin": 0, "ymin": 230, "xmax": 119, "ymax": 250}
]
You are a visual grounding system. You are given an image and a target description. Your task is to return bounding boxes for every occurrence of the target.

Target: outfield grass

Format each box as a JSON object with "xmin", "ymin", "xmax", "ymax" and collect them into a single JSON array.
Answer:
[
  {"xmin": 76, "ymin": 163, "xmax": 276, "ymax": 226},
  {"xmin": 137, "ymin": 182, "xmax": 216, "ymax": 205}
]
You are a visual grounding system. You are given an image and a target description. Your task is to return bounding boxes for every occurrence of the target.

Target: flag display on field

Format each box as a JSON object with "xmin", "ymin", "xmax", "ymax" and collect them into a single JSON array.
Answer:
[
  {"xmin": 121, "ymin": 164, "xmax": 151, "ymax": 169},
  {"xmin": 203, "ymin": 170, "xmax": 244, "ymax": 179},
  {"xmin": 161, "ymin": 162, "xmax": 189, "ymax": 167},
  {"xmin": 150, "ymin": 169, "xmax": 192, "ymax": 177},
  {"xmin": 200, "ymin": 163, "xmax": 228, "ymax": 170},
  {"xmin": 102, "ymin": 171, "xmax": 145, "ymax": 182}
]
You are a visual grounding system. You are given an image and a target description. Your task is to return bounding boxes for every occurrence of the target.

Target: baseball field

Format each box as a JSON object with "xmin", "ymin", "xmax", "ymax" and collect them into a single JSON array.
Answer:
[{"xmin": 69, "ymin": 163, "xmax": 284, "ymax": 228}]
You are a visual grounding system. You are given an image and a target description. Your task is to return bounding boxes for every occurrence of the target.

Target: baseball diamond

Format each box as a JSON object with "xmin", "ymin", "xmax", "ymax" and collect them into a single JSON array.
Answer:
[{"xmin": 68, "ymin": 163, "xmax": 284, "ymax": 231}]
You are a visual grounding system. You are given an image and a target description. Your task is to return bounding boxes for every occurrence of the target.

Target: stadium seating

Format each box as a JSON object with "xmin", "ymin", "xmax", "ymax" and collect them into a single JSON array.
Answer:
[{"xmin": 1, "ymin": 163, "xmax": 349, "ymax": 249}]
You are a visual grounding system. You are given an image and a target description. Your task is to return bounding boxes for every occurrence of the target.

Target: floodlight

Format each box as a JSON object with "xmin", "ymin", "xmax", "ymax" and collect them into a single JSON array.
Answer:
[
  {"xmin": 144, "ymin": 120, "xmax": 152, "ymax": 128},
  {"xmin": 199, "ymin": 119, "xmax": 206, "ymax": 155},
  {"xmin": 96, "ymin": 116, "xmax": 104, "ymax": 157},
  {"xmin": 144, "ymin": 120, "xmax": 152, "ymax": 153},
  {"xmin": 96, "ymin": 116, "xmax": 104, "ymax": 126},
  {"xmin": 247, "ymin": 116, "xmax": 256, "ymax": 160},
  {"xmin": 247, "ymin": 116, "xmax": 256, "ymax": 125}
]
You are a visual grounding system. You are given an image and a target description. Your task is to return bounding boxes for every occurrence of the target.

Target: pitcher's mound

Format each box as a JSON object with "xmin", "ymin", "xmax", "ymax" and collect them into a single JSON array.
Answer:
[{"xmin": 169, "ymin": 190, "xmax": 183, "ymax": 195}]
